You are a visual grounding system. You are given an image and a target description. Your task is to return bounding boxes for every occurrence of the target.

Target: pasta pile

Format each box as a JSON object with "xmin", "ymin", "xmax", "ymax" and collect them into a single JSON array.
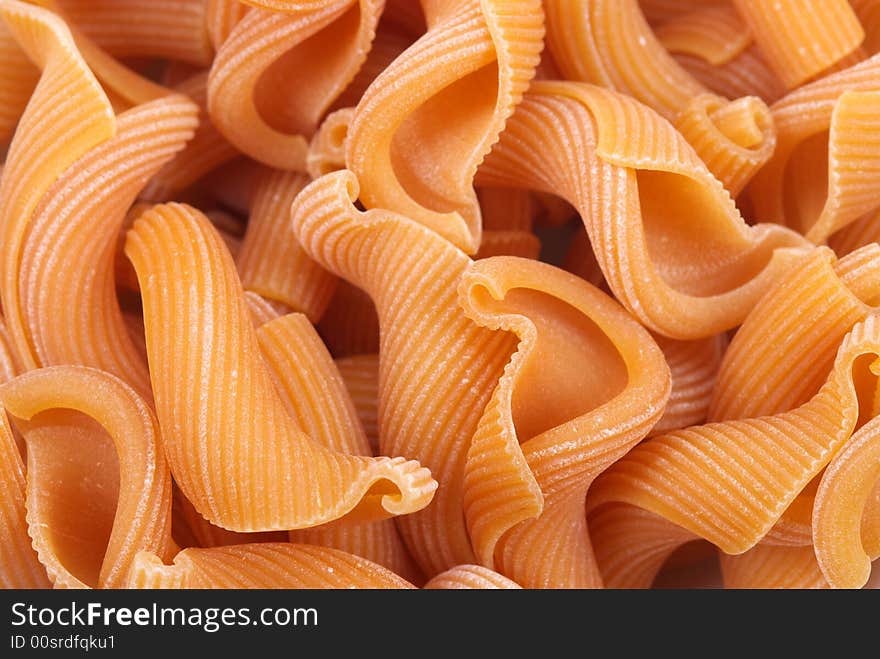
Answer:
[{"xmin": 1, "ymin": 0, "xmax": 879, "ymax": 590}]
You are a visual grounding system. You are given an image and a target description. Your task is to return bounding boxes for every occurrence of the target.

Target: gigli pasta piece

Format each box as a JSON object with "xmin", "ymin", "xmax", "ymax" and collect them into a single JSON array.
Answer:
[
  {"xmin": 720, "ymin": 545, "xmax": 829, "ymax": 589},
  {"xmin": 291, "ymin": 170, "xmax": 518, "ymax": 576},
  {"xmin": 0, "ymin": 366, "xmax": 173, "ymax": 589},
  {"xmin": 171, "ymin": 486, "xmax": 287, "ymax": 550},
  {"xmin": 257, "ymin": 313, "xmax": 422, "ymax": 583},
  {"xmin": 17, "ymin": 95, "xmax": 197, "ymax": 400},
  {"xmin": 346, "ymin": 0, "xmax": 544, "ymax": 253},
  {"xmin": 748, "ymin": 54, "xmax": 880, "ymax": 243},
  {"xmin": 208, "ymin": 0, "xmax": 383, "ymax": 170},
  {"xmin": 813, "ymin": 414, "xmax": 880, "ymax": 588},
  {"xmin": 710, "ymin": 245, "xmax": 880, "ymax": 422},
  {"xmin": 479, "ymin": 81, "xmax": 809, "ymax": 340},
  {"xmin": 0, "ymin": 0, "xmax": 115, "ymax": 371},
  {"xmin": 589, "ymin": 314, "xmax": 880, "ymax": 585},
  {"xmin": 459, "ymin": 257, "xmax": 670, "ymax": 588},
  {"xmin": 125, "ymin": 202, "xmax": 437, "ymax": 532}
]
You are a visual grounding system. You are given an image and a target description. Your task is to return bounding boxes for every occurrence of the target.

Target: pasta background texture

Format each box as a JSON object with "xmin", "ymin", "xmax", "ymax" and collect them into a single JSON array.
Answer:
[{"xmin": 3, "ymin": 0, "xmax": 880, "ymax": 591}]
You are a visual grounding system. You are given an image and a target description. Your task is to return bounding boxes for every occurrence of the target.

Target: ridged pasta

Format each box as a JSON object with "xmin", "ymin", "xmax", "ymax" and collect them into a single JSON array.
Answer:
[
  {"xmin": 544, "ymin": 0, "xmax": 781, "ymax": 194},
  {"xmin": 654, "ymin": 5, "xmax": 785, "ymax": 104},
  {"xmin": 346, "ymin": 0, "xmax": 544, "ymax": 253},
  {"xmin": 257, "ymin": 313, "xmax": 421, "ymax": 583},
  {"xmin": 829, "ymin": 209, "xmax": 880, "ymax": 257},
  {"xmin": 335, "ymin": 353, "xmax": 380, "ymax": 453},
  {"xmin": 459, "ymin": 256, "xmax": 670, "ymax": 587},
  {"xmin": 0, "ymin": 366, "xmax": 172, "ymax": 589},
  {"xmin": 206, "ymin": 0, "xmax": 249, "ymax": 50},
  {"xmin": 0, "ymin": 323, "xmax": 49, "ymax": 588},
  {"xmin": 748, "ymin": 54, "xmax": 880, "ymax": 242},
  {"xmin": 3, "ymin": 0, "xmax": 876, "ymax": 593},
  {"xmin": 141, "ymin": 73, "xmax": 240, "ymax": 201},
  {"xmin": 0, "ymin": 20, "xmax": 37, "ymax": 144},
  {"xmin": 306, "ymin": 107, "xmax": 352, "ymax": 178},
  {"xmin": 423, "ymin": 564, "xmax": 521, "ymax": 589},
  {"xmin": 653, "ymin": 5, "xmax": 751, "ymax": 68},
  {"xmin": 673, "ymin": 46, "xmax": 786, "ymax": 106},
  {"xmin": 588, "ymin": 314, "xmax": 880, "ymax": 586},
  {"xmin": 56, "ymin": 0, "xmax": 213, "ymax": 66},
  {"xmin": 479, "ymin": 81, "xmax": 808, "ymax": 339},
  {"xmin": 813, "ymin": 414, "xmax": 880, "ymax": 588},
  {"xmin": 129, "ymin": 543, "xmax": 414, "ymax": 589},
  {"xmin": 731, "ymin": 0, "xmax": 865, "ymax": 90},
  {"xmin": 125, "ymin": 202, "xmax": 437, "ymax": 532},
  {"xmin": 17, "ymin": 95, "xmax": 197, "ymax": 399},
  {"xmin": 672, "ymin": 93, "xmax": 776, "ymax": 197},
  {"xmin": 720, "ymin": 545, "xmax": 829, "ymax": 589},
  {"xmin": 208, "ymin": 0, "xmax": 383, "ymax": 170},
  {"xmin": 291, "ymin": 170, "xmax": 519, "ymax": 576},
  {"xmin": 236, "ymin": 168, "xmax": 337, "ymax": 322},
  {"xmin": 171, "ymin": 485, "xmax": 287, "ymax": 550},
  {"xmin": 651, "ymin": 333, "xmax": 726, "ymax": 436},
  {"xmin": 710, "ymin": 245, "xmax": 880, "ymax": 422},
  {"xmin": 331, "ymin": 8, "xmax": 417, "ymax": 110},
  {"xmin": 0, "ymin": 0, "xmax": 115, "ymax": 371},
  {"xmin": 638, "ymin": 0, "xmax": 726, "ymax": 26}
]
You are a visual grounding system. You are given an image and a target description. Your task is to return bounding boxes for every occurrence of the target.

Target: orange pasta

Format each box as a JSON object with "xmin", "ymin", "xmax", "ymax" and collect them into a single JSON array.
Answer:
[
  {"xmin": 346, "ymin": 0, "xmax": 544, "ymax": 253},
  {"xmin": 479, "ymin": 81, "xmax": 808, "ymax": 340},
  {"xmin": 18, "ymin": 95, "xmax": 197, "ymax": 399},
  {"xmin": 5, "ymin": 0, "xmax": 880, "ymax": 592},
  {"xmin": 589, "ymin": 314, "xmax": 880, "ymax": 586},
  {"xmin": 208, "ymin": 0, "xmax": 383, "ymax": 170},
  {"xmin": 258, "ymin": 313, "xmax": 421, "ymax": 583},
  {"xmin": 129, "ymin": 544, "xmax": 414, "ymax": 589},
  {"xmin": 335, "ymin": 353, "xmax": 380, "ymax": 453},
  {"xmin": 424, "ymin": 565, "xmax": 521, "ymax": 589},
  {"xmin": 460, "ymin": 257, "xmax": 670, "ymax": 587},
  {"xmin": 732, "ymin": 0, "xmax": 865, "ymax": 90},
  {"xmin": 0, "ymin": 321, "xmax": 48, "ymax": 588},
  {"xmin": 749, "ymin": 55, "xmax": 880, "ymax": 243},
  {"xmin": 140, "ymin": 73, "xmax": 240, "ymax": 201},
  {"xmin": 0, "ymin": 366, "xmax": 173, "ymax": 589},
  {"xmin": 291, "ymin": 170, "xmax": 518, "ymax": 575},
  {"xmin": 0, "ymin": 0, "xmax": 115, "ymax": 371},
  {"xmin": 56, "ymin": 0, "xmax": 213, "ymax": 67},
  {"xmin": 125, "ymin": 202, "xmax": 436, "ymax": 532},
  {"xmin": 720, "ymin": 544, "xmax": 829, "ymax": 589},
  {"xmin": 236, "ymin": 168, "xmax": 337, "ymax": 322},
  {"xmin": 171, "ymin": 486, "xmax": 287, "ymax": 550}
]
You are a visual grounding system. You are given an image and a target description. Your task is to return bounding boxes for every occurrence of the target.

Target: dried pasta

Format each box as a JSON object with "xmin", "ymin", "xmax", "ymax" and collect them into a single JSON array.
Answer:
[{"xmin": 4, "ymin": 0, "xmax": 880, "ymax": 592}]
